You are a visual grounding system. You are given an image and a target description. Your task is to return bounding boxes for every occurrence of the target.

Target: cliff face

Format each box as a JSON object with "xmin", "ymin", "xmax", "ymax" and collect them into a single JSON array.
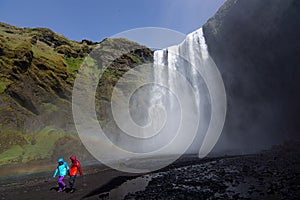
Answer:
[
  {"xmin": 203, "ymin": 0, "xmax": 300, "ymax": 151},
  {"xmin": 0, "ymin": 22, "xmax": 98, "ymax": 132},
  {"xmin": 0, "ymin": 22, "xmax": 153, "ymax": 165}
]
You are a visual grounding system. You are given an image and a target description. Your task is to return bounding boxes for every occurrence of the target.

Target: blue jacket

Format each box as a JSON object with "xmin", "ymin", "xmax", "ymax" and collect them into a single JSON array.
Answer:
[{"xmin": 53, "ymin": 158, "xmax": 69, "ymax": 178}]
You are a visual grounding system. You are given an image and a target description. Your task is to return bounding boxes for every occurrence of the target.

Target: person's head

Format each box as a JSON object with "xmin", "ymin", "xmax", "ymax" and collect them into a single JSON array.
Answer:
[
  {"xmin": 58, "ymin": 158, "xmax": 64, "ymax": 165},
  {"xmin": 70, "ymin": 155, "xmax": 76, "ymax": 162}
]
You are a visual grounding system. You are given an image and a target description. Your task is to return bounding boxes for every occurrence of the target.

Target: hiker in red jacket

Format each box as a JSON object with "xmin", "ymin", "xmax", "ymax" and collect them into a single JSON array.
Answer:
[{"xmin": 69, "ymin": 155, "xmax": 83, "ymax": 193}]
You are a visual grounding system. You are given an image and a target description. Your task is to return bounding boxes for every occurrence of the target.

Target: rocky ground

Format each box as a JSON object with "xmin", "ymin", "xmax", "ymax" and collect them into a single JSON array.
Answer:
[
  {"xmin": 124, "ymin": 156, "xmax": 300, "ymax": 199},
  {"xmin": 0, "ymin": 142, "xmax": 299, "ymax": 200},
  {"xmin": 123, "ymin": 142, "xmax": 300, "ymax": 200}
]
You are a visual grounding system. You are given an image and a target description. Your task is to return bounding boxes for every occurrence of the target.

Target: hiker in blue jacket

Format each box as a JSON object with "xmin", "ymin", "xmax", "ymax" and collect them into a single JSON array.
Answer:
[{"xmin": 53, "ymin": 158, "xmax": 70, "ymax": 192}]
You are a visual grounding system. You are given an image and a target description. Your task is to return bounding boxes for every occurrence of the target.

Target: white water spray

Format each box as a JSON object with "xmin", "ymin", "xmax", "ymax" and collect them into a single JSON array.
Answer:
[{"xmin": 73, "ymin": 27, "xmax": 226, "ymax": 173}]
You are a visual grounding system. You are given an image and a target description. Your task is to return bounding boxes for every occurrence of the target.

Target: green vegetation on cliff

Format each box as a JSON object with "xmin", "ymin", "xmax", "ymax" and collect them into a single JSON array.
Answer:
[
  {"xmin": 0, "ymin": 22, "xmax": 154, "ymax": 166},
  {"xmin": 0, "ymin": 126, "xmax": 79, "ymax": 165}
]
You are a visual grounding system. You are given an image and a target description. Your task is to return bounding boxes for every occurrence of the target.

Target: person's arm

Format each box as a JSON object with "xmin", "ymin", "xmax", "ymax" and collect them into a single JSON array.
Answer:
[
  {"xmin": 78, "ymin": 161, "xmax": 83, "ymax": 176},
  {"xmin": 65, "ymin": 162, "xmax": 70, "ymax": 175},
  {"xmin": 53, "ymin": 168, "xmax": 58, "ymax": 178}
]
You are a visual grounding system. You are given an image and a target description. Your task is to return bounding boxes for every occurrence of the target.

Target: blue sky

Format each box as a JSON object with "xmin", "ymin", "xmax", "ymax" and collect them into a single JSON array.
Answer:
[{"xmin": 0, "ymin": 0, "xmax": 225, "ymax": 42}]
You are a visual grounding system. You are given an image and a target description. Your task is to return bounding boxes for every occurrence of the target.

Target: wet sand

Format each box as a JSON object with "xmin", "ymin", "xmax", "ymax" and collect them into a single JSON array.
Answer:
[
  {"xmin": 0, "ymin": 156, "xmax": 218, "ymax": 200},
  {"xmin": 0, "ymin": 142, "xmax": 299, "ymax": 200},
  {"xmin": 0, "ymin": 163, "xmax": 134, "ymax": 200}
]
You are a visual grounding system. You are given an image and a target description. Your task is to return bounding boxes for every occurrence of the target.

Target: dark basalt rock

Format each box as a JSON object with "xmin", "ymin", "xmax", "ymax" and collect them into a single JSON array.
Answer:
[
  {"xmin": 0, "ymin": 48, "xmax": 4, "ymax": 56},
  {"xmin": 203, "ymin": 0, "xmax": 300, "ymax": 151},
  {"xmin": 124, "ymin": 142, "xmax": 300, "ymax": 199}
]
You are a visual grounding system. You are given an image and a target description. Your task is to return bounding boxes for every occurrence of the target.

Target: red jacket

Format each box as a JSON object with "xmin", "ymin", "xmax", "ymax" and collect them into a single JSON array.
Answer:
[{"xmin": 69, "ymin": 155, "xmax": 83, "ymax": 176}]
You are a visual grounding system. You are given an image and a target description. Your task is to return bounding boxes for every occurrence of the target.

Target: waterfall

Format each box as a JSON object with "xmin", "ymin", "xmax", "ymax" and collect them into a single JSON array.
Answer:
[
  {"xmin": 147, "ymin": 28, "xmax": 213, "ymax": 154},
  {"xmin": 73, "ymin": 27, "xmax": 226, "ymax": 172}
]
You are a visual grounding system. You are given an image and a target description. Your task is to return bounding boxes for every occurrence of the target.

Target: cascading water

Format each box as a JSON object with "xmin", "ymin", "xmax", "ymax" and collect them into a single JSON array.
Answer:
[
  {"xmin": 147, "ymin": 28, "xmax": 213, "ymax": 154},
  {"xmin": 110, "ymin": 27, "xmax": 222, "ymax": 156},
  {"xmin": 73, "ymin": 27, "xmax": 226, "ymax": 172}
]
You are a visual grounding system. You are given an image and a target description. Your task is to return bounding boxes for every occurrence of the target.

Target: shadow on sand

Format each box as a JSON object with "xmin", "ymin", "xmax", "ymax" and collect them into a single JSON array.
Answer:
[
  {"xmin": 50, "ymin": 186, "xmax": 74, "ymax": 193},
  {"xmin": 82, "ymin": 176, "xmax": 139, "ymax": 199}
]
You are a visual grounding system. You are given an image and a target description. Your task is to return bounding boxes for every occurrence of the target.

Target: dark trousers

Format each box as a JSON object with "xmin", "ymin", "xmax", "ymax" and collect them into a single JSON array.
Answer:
[{"xmin": 69, "ymin": 175, "xmax": 77, "ymax": 189}]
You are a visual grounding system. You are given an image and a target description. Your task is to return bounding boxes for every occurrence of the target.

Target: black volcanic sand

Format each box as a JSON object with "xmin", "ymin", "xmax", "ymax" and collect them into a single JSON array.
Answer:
[{"xmin": 0, "ymin": 142, "xmax": 300, "ymax": 200}]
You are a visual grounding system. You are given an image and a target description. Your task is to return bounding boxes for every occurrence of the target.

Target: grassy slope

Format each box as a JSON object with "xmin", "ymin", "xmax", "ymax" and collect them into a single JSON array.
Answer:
[
  {"xmin": 0, "ymin": 22, "xmax": 95, "ymax": 165},
  {"xmin": 0, "ymin": 22, "xmax": 153, "ymax": 166}
]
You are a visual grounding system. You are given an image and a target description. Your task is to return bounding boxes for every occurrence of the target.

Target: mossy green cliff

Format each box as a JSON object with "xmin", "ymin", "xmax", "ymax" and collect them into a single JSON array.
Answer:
[{"xmin": 0, "ymin": 22, "xmax": 153, "ymax": 166}]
